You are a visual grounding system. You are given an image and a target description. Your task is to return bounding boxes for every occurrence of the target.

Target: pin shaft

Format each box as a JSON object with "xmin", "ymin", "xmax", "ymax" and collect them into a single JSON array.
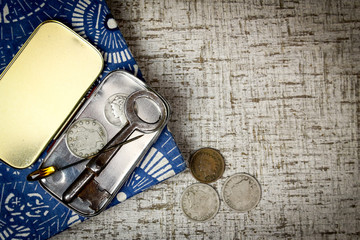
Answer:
[{"xmin": 27, "ymin": 134, "xmax": 143, "ymax": 181}]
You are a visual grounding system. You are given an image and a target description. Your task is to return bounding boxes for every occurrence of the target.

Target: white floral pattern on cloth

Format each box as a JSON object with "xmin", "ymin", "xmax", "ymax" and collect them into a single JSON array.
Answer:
[
  {"xmin": 0, "ymin": 0, "xmax": 186, "ymax": 239},
  {"xmin": 0, "ymin": 220, "xmax": 31, "ymax": 240},
  {"xmin": 0, "ymin": 181, "xmax": 84, "ymax": 239}
]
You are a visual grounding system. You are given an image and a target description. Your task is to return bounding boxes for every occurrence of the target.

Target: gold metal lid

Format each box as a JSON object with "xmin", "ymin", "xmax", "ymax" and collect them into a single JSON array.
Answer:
[{"xmin": 0, "ymin": 20, "xmax": 104, "ymax": 168}]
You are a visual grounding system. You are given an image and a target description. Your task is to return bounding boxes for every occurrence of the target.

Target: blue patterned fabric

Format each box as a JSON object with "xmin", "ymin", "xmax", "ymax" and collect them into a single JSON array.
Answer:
[{"xmin": 0, "ymin": 0, "xmax": 186, "ymax": 239}]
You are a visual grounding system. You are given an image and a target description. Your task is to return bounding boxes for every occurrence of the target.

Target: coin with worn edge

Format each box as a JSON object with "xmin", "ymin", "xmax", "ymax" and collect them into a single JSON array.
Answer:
[
  {"xmin": 222, "ymin": 173, "xmax": 261, "ymax": 212},
  {"xmin": 181, "ymin": 183, "xmax": 220, "ymax": 222},
  {"xmin": 104, "ymin": 93, "xmax": 128, "ymax": 128},
  {"xmin": 66, "ymin": 118, "xmax": 108, "ymax": 158},
  {"xmin": 189, "ymin": 148, "xmax": 225, "ymax": 183}
]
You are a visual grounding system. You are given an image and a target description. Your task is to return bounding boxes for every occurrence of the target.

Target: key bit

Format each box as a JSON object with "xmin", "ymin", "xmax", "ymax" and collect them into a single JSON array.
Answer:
[{"xmin": 78, "ymin": 180, "xmax": 110, "ymax": 211}]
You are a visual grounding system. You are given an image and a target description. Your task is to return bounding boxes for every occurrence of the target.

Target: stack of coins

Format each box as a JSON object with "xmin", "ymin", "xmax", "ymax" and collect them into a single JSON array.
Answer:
[{"xmin": 180, "ymin": 148, "xmax": 262, "ymax": 222}]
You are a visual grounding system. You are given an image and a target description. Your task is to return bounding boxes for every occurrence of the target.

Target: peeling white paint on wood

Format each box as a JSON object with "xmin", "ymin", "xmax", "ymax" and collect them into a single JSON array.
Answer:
[{"xmin": 53, "ymin": 0, "xmax": 360, "ymax": 239}]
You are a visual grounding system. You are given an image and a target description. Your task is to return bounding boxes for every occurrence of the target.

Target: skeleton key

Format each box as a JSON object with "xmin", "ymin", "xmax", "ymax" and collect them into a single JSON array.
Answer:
[{"xmin": 63, "ymin": 90, "xmax": 167, "ymax": 203}]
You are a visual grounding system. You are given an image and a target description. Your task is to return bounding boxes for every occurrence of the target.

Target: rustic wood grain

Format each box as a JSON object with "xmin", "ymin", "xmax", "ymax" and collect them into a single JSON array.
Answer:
[{"xmin": 53, "ymin": 0, "xmax": 360, "ymax": 239}]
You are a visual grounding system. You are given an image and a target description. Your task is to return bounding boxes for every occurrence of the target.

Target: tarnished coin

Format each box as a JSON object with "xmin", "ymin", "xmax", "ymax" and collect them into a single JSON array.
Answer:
[
  {"xmin": 222, "ymin": 173, "xmax": 261, "ymax": 212},
  {"xmin": 181, "ymin": 183, "xmax": 220, "ymax": 222},
  {"xmin": 104, "ymin": 93, "xmax": 128, "ymax": 128},
  {"xmin": 66, "ymin": 118, "xmax": 107, "ymax": 158},
  {"xmin": 189, "ymin": 148, "xmax": 225, "ymax": 183}
]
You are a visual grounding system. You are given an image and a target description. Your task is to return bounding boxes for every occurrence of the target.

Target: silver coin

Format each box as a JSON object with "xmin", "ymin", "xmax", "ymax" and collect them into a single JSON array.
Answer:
[
  {"xmin": 66, "ymin": 118, "xmax": 107, "ymax": 158},
  {"xmin": 222, "ymin": 173, "xmax": 261, "ymax": 212},
  {"xmin": 104, "ymin": 93, "xmax": 128, "ymax": 128},
  {"xmin": 180, "ymin": 183, "xmax": 220, "ymax": 222}
]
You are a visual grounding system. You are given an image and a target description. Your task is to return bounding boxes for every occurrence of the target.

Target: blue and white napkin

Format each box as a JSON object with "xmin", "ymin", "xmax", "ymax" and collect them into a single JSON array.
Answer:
[{"xmin": 0, "ymin": 0, "xmax": 186, "ymax": 239}]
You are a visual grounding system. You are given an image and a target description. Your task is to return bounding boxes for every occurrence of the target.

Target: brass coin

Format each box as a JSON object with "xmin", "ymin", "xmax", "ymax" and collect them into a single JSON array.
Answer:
[{"xmin": 189, "ymin": 148, "xmax": 225, "ymax": 183}]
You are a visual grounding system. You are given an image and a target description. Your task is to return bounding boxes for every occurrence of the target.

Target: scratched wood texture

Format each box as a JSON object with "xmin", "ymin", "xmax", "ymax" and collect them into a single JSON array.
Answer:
[{"xmin": 53, "ymin": 0, "xmax": 360, "ymax": 239}]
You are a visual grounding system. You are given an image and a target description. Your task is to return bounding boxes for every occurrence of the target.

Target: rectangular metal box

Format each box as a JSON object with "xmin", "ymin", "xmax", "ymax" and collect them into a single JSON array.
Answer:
[{"xmin": 39, "ymin": 71, "xmax": 170, "ymax": 216}]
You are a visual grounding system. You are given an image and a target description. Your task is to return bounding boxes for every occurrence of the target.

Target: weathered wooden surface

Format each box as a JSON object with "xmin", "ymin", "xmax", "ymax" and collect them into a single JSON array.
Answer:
[{"xmin": 53, "ymin": 0, "xmax": 360, "ymax": 239}]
